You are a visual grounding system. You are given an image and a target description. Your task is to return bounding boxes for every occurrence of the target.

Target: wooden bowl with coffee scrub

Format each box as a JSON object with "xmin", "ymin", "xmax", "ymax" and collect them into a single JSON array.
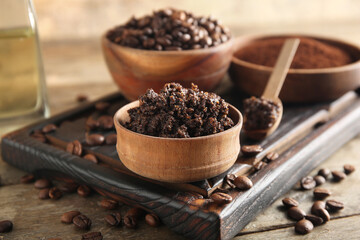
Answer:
[
  {"xmin": 114, "ymin": 101, "xmax": 242, "ymax": 183},
  {"xmin": 229, "ymin": 34, "xmax": 360, "ymax": 103}
]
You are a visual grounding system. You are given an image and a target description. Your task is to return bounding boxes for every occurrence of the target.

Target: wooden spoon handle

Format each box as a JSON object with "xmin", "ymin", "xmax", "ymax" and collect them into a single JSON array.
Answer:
[{"xmin": 262, "ymin": 38, "xmax": 300, "ymax": 100}]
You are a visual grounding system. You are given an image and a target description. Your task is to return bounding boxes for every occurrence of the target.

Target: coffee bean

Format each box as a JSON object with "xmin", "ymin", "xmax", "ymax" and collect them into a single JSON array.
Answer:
[
  {"xmin": 263, "ymin": 152, "xmax": 279, "ymax": 163},
  {"xmin": 343, "ymin": 164, "xmax": 355, "ymax": 175},
  {"xmin": 95, "ymin": 102, "xmax": 110, "ymax": 112},
  {"xmin": 326, "ymin": 199, "xmax": 344, "ymax": 211},
  {"xmin": 311, "ymin": 201, "xmax": 326, "ymax": 215},
  {"xmin": 314, "ymin": 175, "xmax": 326, "ymax": 186},
  {"xmin": 234, "ymin": 176, "xmax": 253, "ymax": 190},
  {"xmin": 98, "ymin": 115, "xmax": 114, "ymax": 130},
  {"xmin": 86, "ymin": 134, "xmax": 105, "ymax": 146},
  {"xmin": 253, "ymin": 161, "xmax": 267, "ymax": 171},
  {"xmin": 42, "ymin": 124, "xmax": 57, "ymax": 133},
  {"xmin": 104, "ymin": 212, "xmax": 122, "ymax": 226},
  {"xmin": 38, "ymin": 188, "xmax": 50, "ymax": 200},
  {"xmin": 300, "ymin": 176, "xmax": 316, "ymax": 190},
  {"xmin": 210, "ymin": 192, "xmax": 232, "ymax": 204},
  {"xmin": 21, "ymin": 174, "xmax": 35, "ymax": 184},
  {"xmin": 77, "ymin": 185, "xmax": 91, "ymax": 197},
  {"xmin": 125, "ymin": 207, "xmax": 146, "ymax": 219},
  {"xmin": 241, "ymin": 145, "xmax": 263, "ymax": 157},
  {"xmin": 76, "ymin": 94, "xmax": 88, "ymax": 102},
  {"xmin": 314, "ymin": 208, "xmax": 330, "ymax": 222},
  {"xmin": 73, "ymin": 214, "xmax": 92, "ymax": 230},
  {"xmin": 123, "ymin": 215, "xmax": 137, "ymax": 229},
  {"xmin": 295, "ymin": 219, "xmax": 313, "ymax": 234},
  {"xmin": 86, "ymin": 117, "xmax": 100, "ymax": 130},
  {"xmin": 332, "ymin": 170, "xmax": 346, "ymax": 181},
  {"xmin": 313, "ymin": 188, "xmax": 331, "ymax": 199},
  {"xmin": 145, "ymin": 213, "xmax": 160, "ymax": 227},
  {"xmin": 82, "ymin": 231, "xmax": 103, "ymax": 240},
  {"xmin": 34, "ymin": 179, "xmax": 51, "ymax": 189},
  {"xmin": 288, "ymin": 206, "xmax": 306, "ymax": 221},
  {"xmin": 318, "ymin": 168, "xmax": 331, "ymax": 179},
  {"xmin": 66, "ymin": 140, "xmax": 82, "ymax": 156},
  {"xmin": 58, "ymin": 182, "xmax": 79, "ymax": 193},
  {"xmin": 224, "ymin": 174, "xmax": 236, "ymax": 188},
  {"xmin": 49, "ymin": 187, "xmax": 63, "ymax": 200},
  {"xmin": 282, "ymin": 197, "xmax": 299, "ymax": 208},
  {"xmin": 105, "ymin": 134, "xmax": 117, "ymax": 145},
  {"xmin": 99, "ymin": 199, "xmax": 118, "ymax": 210},
  {"xmin": 0, "ymin": 220, "xmax": 13, "ymax": 233},
  {"xmin": 305, "ymin": 214, "xmax": 324, "ymax": 226},
  {"xmin": 61, "ymin": 210, "xmax": 81, "ymax": 224},
  {"xmin": 84, "ymin": 154, "xmax": 98, "ymax": 164},
  {"xmin": 31, "ymin": 130, "xmax": 47, "ymax": 143}
]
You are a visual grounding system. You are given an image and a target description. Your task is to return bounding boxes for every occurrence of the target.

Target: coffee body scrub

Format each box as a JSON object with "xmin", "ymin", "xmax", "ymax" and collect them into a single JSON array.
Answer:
[
  {"xmin": 123, "ymin": 83, "xmax": 234, "ymax": 138},
  {"xmin": 243, "ymin": 96, "xmax": 281, "ymax": 130},
  {"xmin": 106, "ymin": 8, "xmax": 231, "ymax": 51}
]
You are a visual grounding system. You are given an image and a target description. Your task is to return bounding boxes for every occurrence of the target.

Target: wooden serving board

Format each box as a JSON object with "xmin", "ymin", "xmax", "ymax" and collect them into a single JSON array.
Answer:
[{"xmin": 2, "ymin": 87, "xmax": 360, "ymax": 240}]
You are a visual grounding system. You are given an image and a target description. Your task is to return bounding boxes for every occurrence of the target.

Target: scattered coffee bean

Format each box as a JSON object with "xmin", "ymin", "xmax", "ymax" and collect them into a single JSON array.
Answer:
[
  {"xmin": 58, "ymin": 182, "xmax": 79, "ymax": 193},
  {"xmin": 253, "ymin": 161, "xmax": 267, "ymax": 171},
  {"xmin": 104, "ymin": 212, "xmax": 122, "ymax": 226},
  {"xmin": 86, "ymin": 117, "xmax": 100, "ymax": 130},
  {"xmin": 99, "ymin": 199, "xmax": 118, "ymax": 210},
  {"xmin": 49, "ymin": 187, "xmax": 63, "ymax": 200},
  {"xmin": 314, "ymin": 207, "xmax": 330, "ymax": 222},
  {"xmin": 282, "ymin": 197, "xmax": 299, "ymax": 208},
  {"xmin": 85, "ymin": 134, "xmax": 105, "ymax": 146},
  {"xmin": 0, "ymin": 220, "xmax": 13, "ymax": 233},
  {"xmin": 311, "ymin": 201, "xmax": 326, "ymax": 215},
  {"xmin": 288, "ymin": 206, "xmax": 306, "ymax": 221},
  {"xmin": 98, "ymin": 115, "xmax": 114, "ymax": 130},
  {"xmin": 263, "ymin": 152, "xmax": 279, "ymax": 162},
  {"xmin": 77, "ymin": 185, "xmax": 91, "ymax": 197},
  {"xmin": 66, "ymin": 140, "xmax": 83, "ymax": 156},
  {"xmin": 210, "ymin": 192, "xmax": 232, "ymax": 204},
  {"xmin": 76, "ymin": 94, "xmax": 88, "ymax": 102},
  {"xmin": 295, "ymin": 219, "xmax": 313, "ymax": 235},
  {"xmin": 21, "ymin": 174, "xmax": 35, "ymax": 184},
  {"xmin": 105, "ymin": 133, "xmax": 117, "ymax": 145},
  {"xmin": 123, "ymin": 215, "xmax": 137, "ymax": 229},
  {"xmin": 234, "ymin": 176, "xmax": 253, "ymax": 190},
  {"xmin": 34, "ymin": 178, "xmax": 51, "ymax": 189},
  {"xmin": 241, "ymin": 145, "xmax": 263, "ymax": 157},
  {"xmin": 81, "ymin": 231, "xmax": 103, "ymax": 240},
  {"xmin": 343, "ymin": 164, "xmax": 355, "ymax": 175},
  {"xmin": 38, "ymin": 188, "xmax": 50, "ymax": 200},
  {"xmin": 305, "ymin": 214, "xmax": 324, "ymax": 226},
  {"xmin": 326, "ymin": 199, "xmax": 344, "ymax": 211},
  {"xmin": 61, "ymin": 211, "xmax": 81, "ymax": 224},
  {"xmin": 313, "ymin": 188, "xmax": 331, "ymax": 199},
  {"xmin": 125, "ymin": 207, "xmax": 146, "ymax": 219},
  {"xmin": 84, "ymin": 154, "xmax": 98, "ymax": 164},
  {"xmin": 95, "ymin": 102, "xmax": 110, "ymax": 112},
  {"xmin": 332, "ymin": 170, "xmax": 346, "ymax": 181},
  {"xmin": 318, "ymin": 168, "xmax": 331, "ymax": 179},
  {"xmin": 73, "ymin": 214, "xmax": 92, "ymax": 230},
  {"xmin": 300, "ymin": 176, "xmax": 316, "ymax": 190},
  {"xmin": 314, "ymin": 175, "xmax": 326, "ymax": 186},
  {"xmin": 145, "ymin": 213, "xmax": 160, "ymax": 227},
  {"xmin": 42, "ymin": 124, "xmax": 57, "ymax": 133},
  {"xmin": 224, "ymin": 174, "xmax": 236, "ymax": 188}
]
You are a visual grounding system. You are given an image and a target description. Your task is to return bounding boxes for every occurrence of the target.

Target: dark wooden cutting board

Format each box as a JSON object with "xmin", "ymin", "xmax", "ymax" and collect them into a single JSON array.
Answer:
[{"xmin": 2, "ymin": 87, "xmax": 360, "ymax": 240}]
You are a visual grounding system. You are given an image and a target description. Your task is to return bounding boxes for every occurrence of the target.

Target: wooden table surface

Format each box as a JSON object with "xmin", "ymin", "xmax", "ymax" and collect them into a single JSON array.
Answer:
[{"xmin": 1, "ymin": 30, "xmax": 360, "ymax": 239}]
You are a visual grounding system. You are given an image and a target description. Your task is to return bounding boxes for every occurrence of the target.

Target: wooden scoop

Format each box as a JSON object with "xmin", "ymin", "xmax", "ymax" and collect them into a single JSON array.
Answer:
[{"xmin": 244, "ymin": 38, "xmax": 300, "ymax": 140}]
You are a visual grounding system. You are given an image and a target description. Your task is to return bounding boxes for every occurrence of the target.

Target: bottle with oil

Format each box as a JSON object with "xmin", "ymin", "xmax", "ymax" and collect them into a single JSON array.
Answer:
[{"xmin": 0, "ymin": 0, "xmax": 49, "ymax": 120}]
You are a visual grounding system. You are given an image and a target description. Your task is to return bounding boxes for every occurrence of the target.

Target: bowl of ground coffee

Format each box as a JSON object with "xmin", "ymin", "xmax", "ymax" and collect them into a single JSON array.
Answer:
[
  {"xmin": 102, "ymin": 8, "xmax": 234, "ymax": 101},
  {"xmin": 114, "ymin": 83, "xmax": 242, "ymax": 183},
  {"xmin": 229, "ymin": 35, "xmax": 360, "ymax": 102}
]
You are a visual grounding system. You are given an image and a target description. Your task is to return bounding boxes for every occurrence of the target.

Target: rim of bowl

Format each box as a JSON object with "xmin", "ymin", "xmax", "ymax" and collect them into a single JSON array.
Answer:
[
  {"xmin": 102, "ymin": 32, "xmax": 235, "ymax": 55},
  {"xmin": 114, "ymin": 100, "xmax": 243, "ymax": 141},
  {"xmin": 231, "ymin": 33, "xmax": 360, "ymax": 74}
]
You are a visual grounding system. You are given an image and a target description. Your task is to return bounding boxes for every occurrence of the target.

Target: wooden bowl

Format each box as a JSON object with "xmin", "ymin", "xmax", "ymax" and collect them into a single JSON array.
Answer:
[
  {"xmin": 102, "ymin": 35, "xmax": 235, "ymax": 101},
  {"xmin": 229, "ymin": 34, "xmax": 360, "ymax": 103},
  {"xmin": 114, "ymin": 101, "xmax": 242, "ymax": 183}
]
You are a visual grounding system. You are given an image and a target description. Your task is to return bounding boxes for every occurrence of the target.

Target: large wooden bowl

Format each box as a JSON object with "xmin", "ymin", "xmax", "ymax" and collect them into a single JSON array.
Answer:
[
  {"xmin": 102, "ymin": 35, "xmax": 235, "ymax": 101},
  {"xmin": 114, "ymin": 101, "xmax": 243, "ymax": 183},
  {"xmin": 229, "ymin": 34, "xmax": 360, "ymax": 103}
]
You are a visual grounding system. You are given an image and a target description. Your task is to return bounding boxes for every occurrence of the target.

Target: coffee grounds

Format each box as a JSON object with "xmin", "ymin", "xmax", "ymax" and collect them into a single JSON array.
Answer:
[{"xmin": 235, "ymin": 37, "xmax": 353, "ymax": 69}]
